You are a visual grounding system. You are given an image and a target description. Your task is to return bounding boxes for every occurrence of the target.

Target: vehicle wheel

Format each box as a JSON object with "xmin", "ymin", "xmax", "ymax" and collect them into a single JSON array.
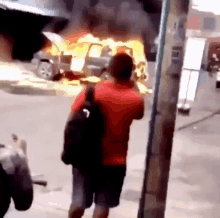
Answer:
[{"xmin": 37, "ymin": 62, "xmax": 56, "ymax": 80}]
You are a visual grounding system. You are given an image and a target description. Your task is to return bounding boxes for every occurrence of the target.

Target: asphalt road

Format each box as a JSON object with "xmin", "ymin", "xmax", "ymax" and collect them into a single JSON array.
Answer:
[
  {"xmin": 3, "ymin": 95, "xmax": 220, "ymax": 218},
  {"xmin": 0, "ymin": 90, "xmax": 75, "ymax": 192},
  {"xmin": 2, "ymin": 62, "xmax": 220, "ymax": 218},
  {"xmin": 0, "ymin": 88, "xmax": 150, "ymax": 195}
]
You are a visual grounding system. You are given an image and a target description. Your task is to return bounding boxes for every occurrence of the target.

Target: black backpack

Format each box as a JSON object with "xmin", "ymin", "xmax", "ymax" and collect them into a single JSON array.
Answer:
[{"xmin": 61, "ymin": 85, "xmax": 105, "ymax": 172}]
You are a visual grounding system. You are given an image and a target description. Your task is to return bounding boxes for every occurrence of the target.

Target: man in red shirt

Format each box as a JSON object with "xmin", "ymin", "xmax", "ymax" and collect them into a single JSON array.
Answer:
[{"xmin": 68, "ymin": 53, "xmax": 144, "ymax": 218}]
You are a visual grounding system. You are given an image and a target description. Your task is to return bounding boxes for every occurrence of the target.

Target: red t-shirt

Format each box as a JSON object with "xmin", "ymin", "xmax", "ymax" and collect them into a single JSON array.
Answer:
[{"xmin": 71, "ymin": 80, "xmax": 144, "ymax": 166}]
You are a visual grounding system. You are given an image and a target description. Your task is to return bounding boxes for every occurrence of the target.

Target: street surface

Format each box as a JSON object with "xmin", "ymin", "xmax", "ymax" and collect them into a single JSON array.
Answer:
[
  {"xmin": 0, "ymin": 90, "xmax": 75, "ymax": 193},
  {"xmin": 0, "ymin": 87, "xmax": 149, "ymax": 194},
  {"xmin": 1, "ymin": 62, "xmax": 220, "ymax": 217},
  {"xmin": 166, "ymin": 115, "xmax": 220, "ymax": 217}
]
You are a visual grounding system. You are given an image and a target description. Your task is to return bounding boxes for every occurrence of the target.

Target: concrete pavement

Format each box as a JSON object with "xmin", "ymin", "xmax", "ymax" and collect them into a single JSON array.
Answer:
[
  {"xmin": 165, "ymin": 114, "xmax": 220, "ymax": 218},
  {"xmin": 4, "ymin": 98, "xmax": 220, "ymax": 218},
  {"xmin": 2, "ymin": 63, "xmax": 220, "ymax": 217}
]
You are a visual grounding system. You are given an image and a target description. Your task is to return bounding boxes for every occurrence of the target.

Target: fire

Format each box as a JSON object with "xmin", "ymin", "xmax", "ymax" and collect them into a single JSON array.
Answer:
[
  {"xmin": 77, "ymin": 33, "xmax": 147, "ymax": 64},
  {"xmin": 44, "ymin": 31, "xmax": 147, "ymax": 77},
  {"xmin": 43, "ymin": 31, "xmax": 88, "ymax": 57},
  {"xmin": 68, "ymin": 42, "xmax": 90, "ymax": 72}
]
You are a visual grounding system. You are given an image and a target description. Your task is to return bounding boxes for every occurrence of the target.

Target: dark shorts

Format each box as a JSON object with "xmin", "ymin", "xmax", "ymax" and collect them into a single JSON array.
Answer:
[{"xmin": 72, "ymin": 166, "xmax": 126, "ymax": 209}]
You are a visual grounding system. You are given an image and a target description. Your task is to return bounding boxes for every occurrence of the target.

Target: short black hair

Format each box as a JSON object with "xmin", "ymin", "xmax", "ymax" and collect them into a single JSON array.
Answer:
[{"xmin": 109, "ymin": 53, "xmax": 134, "ymax": 82}]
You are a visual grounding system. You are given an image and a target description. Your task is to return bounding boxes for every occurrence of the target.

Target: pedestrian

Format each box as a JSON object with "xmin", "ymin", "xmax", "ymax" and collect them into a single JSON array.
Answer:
[
  {"xmin": 0, "ymin": 139, "xmax": 33, "ymax": 217},
  {"xmin": 63, "ymin": 53, "xmax": 144, "ymax": 218}
]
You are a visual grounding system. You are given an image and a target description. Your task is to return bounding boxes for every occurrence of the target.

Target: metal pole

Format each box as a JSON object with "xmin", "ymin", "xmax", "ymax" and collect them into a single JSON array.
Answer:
[{"xmin": 137, "ymin": 0, "xmax": 190, "ymax": 217}]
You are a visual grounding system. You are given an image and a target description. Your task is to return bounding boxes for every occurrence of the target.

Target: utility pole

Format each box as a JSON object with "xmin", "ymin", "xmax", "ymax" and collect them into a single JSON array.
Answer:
[{"xmin": 138, "ymin": 0, "xmax": 190, "ymax": 217}]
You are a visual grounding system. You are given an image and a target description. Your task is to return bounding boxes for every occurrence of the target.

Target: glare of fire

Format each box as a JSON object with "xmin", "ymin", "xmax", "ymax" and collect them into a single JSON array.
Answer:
[
  {"xmin": 77, "ymin": 33, "xmax": 147, "ymax": 66},
  {"xmin": 44, "ymin": 32, "xmax": 147, "ymax": 76},
  {"xmin": 0, "ymin": 62, "xmax": 28, "ymax": 81}
]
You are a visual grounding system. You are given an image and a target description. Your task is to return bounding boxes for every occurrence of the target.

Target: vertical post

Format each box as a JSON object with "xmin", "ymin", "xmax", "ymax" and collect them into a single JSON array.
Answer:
[{"xmin": 137, "ymin": 0, "xmax": 190, "ymax": 217}]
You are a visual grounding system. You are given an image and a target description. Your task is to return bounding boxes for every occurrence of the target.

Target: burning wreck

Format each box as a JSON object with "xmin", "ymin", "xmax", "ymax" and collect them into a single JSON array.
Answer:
[
  {"xmin": 29, "ymin": 0, "xmax": 163, "ymax": 91},
  {"xmin": 32, "ymin": 31, "xmax": 149, "ymax": 85}
]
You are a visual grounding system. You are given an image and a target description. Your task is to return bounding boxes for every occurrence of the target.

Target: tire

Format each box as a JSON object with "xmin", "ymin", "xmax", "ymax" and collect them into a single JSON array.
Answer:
[{"xmin": 37, "ymin": 61, "xmax": 56, "ymax": 80}]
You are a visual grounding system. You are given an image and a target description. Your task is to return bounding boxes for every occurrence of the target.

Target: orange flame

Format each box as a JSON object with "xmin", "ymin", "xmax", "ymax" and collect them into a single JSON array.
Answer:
[{"xmin": 44, "ymin": 32, "xmax": 147, "ymax": 77}]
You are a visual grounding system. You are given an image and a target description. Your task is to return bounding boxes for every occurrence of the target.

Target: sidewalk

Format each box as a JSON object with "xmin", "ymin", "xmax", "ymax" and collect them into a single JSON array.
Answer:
[
  {"xmin": 145, "ymin": 93, "xmax": 220, "ymax": 132},
  {"xmin": 1, "ymin": 76, "xmax": 83, "ymax": 97},
  {"xmin": 0, "ymin": 62, "xmax": 84, "ymax": 97}
]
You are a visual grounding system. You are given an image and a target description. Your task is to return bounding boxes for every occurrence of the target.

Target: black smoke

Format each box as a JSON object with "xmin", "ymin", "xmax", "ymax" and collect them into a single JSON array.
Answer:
[
  {"xmin": 0, "ymin": 5, "xmax": 69, "ymax": 61},
  {"xmin": 63, "ymin": 0, "xmax": 163, "ymax": 60},
  {"xmin": 0, "ymin": 0, "xmax": 165, "ymax": 61}
]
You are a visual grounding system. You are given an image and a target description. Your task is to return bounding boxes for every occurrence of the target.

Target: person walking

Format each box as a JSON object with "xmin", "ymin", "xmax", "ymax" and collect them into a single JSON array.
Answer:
[{"xmin": 63, "ymin": 53, "xmax": 145, "ymax": 218}]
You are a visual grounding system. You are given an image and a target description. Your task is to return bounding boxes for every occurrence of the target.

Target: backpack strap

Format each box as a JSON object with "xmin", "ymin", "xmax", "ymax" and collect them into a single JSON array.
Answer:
[{"xmin": 84, "ymin": 85, "xmax": 95, "ymax": 106}]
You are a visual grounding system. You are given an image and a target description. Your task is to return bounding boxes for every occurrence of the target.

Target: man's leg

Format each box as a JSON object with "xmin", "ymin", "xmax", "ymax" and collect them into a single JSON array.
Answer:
[
  {"xmin": 93, "ymin": 166, "xmax": 126, "ymax": 218},
  {"xmin": 68, "ymin": 203, "xmax": 85, "ymax": 218},
  {"xmin": 92, "ymin": 204, "xmax": 109, "ymax": 218},
  {"xmin": 69, "ymin": 167, "xmax": 94, "ymax": 218}
]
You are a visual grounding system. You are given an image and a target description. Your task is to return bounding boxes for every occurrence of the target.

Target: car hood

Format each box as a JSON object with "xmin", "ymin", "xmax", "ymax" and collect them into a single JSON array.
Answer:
[{"xmin": 42, "ymin": 31, "xmax": 66, "ymax": 52}]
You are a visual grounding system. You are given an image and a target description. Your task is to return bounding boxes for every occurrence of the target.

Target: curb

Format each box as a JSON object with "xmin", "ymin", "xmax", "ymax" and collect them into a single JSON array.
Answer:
[
  {"xmin": 144, "ymin": 97, "xmax": 219, "ymax": 132},
  {"xmin": 176, "ymin": 108, "xmax": 220, "ymax": 131},
  {"xmin": 2, "ymin": 78, "xmax": 217, "ymax": 132},
  {"xmin": 0, "ymin": 80, "xmax": 76, "ymax": 96},
  {"xmin": 0, "ymin": 77, "xmax": 151, "ymax": 97},
  {"xmin": 0, "ymin": 81, "xmax": 19, "ymax": 90},
  {"xmin": 7, "ymin": 84, "xmax": 59, "ymax": 96}
]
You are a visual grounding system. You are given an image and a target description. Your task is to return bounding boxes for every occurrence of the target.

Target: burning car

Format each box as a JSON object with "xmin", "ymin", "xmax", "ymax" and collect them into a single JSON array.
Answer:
[
  {"xmin": 32, "ymin": 32, "xmax": 148, "ymax": 83},
  {"xmin": 81, "ymin": 43, "xmax": 148, "ymax": 81}
]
